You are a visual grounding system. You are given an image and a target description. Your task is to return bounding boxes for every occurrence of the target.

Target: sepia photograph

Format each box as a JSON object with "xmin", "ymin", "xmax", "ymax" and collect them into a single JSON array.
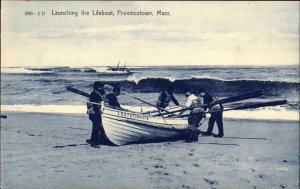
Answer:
[{"xmin": 1, "ymin": 1, "xmax": 299, "ymax": 189}]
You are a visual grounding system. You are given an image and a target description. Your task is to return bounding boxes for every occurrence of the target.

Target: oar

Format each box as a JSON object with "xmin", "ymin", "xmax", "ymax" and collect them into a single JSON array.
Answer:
[
  {"xmin": 179, "ymin": 100, "xmax": 287, "ymax": 117},
  {"xmin": 66, "ymin": 86, "xmax": 89, "ymax": 98},
  {"xmin": 103, "ymin": 84, "xmax": 173, "ymax": 114},
  {"xmin": 220, "ymin": 100, "xmax": 287, "ymax": 112},
  {"xmin": 208, "ymin": 90, "xmax": 264, "ymax": 108},
  {"xmin": 156, "ymin": 90, "xmax": 264, "ymax": 117}
]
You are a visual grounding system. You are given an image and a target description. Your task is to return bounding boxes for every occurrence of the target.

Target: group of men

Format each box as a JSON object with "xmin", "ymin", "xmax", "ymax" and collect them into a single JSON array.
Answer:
[
  {"xmin": 86, "ymin": 81, "xmax": 224, "ymax": 148},
  {"xmin": 156, "ymin": 86, "xmax": 224, "ymax": 143}
]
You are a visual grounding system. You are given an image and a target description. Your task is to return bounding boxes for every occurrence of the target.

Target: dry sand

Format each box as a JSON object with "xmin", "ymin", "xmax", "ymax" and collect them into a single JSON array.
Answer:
[{"xmin": 1, "ymin": 112, "xmax": 299, "ymax": 189}]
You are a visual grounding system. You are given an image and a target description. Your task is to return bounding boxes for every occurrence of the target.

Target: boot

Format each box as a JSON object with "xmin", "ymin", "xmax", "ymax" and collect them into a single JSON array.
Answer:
[
  {"xmin": 202, "ymin": 132, "xmax": 213, "ymax": 136},
  {"xmin": 193, "ymin": 132, "xmax": 199, "ymax": 142},
  {"xmin": 213, "ymin": 133, "xmax": 224, "ymax": 138},
  {"xmin": 90, "ymin": 143, "xmax": 100, "ymax": 148},
  {"xmin": 185, "ymin": 130, "xmax": 193, "ymax": 143}
]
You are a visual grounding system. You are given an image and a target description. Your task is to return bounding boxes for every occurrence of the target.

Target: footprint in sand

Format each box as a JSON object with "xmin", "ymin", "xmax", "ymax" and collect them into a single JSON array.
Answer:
[
  {"xmin": 26, "ymin": 132, "xmax": 35, "ymax": 136},
  {"xmin": 204, "ymin": 178, "xmax": 218, "ymax": 185},
  {"xmin": 208, "ymin": 171, "xmax": 214, "ymax": 175},
  {"xmin": 240, "ymin": 178, "xmax": 250, "ymax": 184},
  {"xmin": 258, "ymin": 174, "xmax": 264, "ymax": 179},
  {"xmin": 182, "ymin": 184, "xmax": 191, "ymax": 188},
  {"xmin": 175, "ymin": 163, "xmax": 180, "ymax": 167},
  {"xmin": 279, "ymin": 184, "xmax": 287, "ymax": 188},
  {"xmin": 192, "ymin": 163, "xmax": 200, "ymax": 167},
  {"xmin": 154, "ymin": 164, "xmax": 164, "ymax": 169},
  {"xmin": 150, "ymin": 170, "xmax": 169, "ymax": 176}
]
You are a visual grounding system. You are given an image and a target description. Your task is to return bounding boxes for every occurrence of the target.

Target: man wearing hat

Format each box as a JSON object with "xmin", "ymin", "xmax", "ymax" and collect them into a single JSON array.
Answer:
[
  {"xmin": 106, "ymin": 86, "xmax": 121, "ymax": 108},
  {"xmin": 200, "ymin": 90, "xmax": 224, "ymax": 138},
  {"xmin": 156, "ymin": 85, "xmax": 180, "ymax": 109},
  {"xmin": 180, "ymin": 89, "xmax": 205, "ymax": 142},
  {"xmin": 86, "ymin": 81, "xmax": 106, "ymax": 148}
]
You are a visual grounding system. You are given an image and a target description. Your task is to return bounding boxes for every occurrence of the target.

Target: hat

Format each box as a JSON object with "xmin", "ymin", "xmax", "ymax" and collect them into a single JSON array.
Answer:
[
  {"xmin": 93, "ymin": 81, "xmax": 104, "ymax": 90},
  {"xmin": 165, "ymin": 85, "xmax": 174, "ymax": 93},
  {"xmin": 113, "ymin": 86, "xmax": 121, "ymax": 93},
  {"xmin": 197, "ymin": 88, "xmax": 206, "ymax": 94},
  {"xmin": 185, "ymin": 91, "xmax": 191, "ymax": 97}
]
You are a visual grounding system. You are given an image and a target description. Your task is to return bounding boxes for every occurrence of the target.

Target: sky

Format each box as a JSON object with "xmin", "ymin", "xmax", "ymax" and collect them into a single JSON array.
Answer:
[{"xmin": 1, "ymin": 1, "xmax": 299, "ymax": 67}]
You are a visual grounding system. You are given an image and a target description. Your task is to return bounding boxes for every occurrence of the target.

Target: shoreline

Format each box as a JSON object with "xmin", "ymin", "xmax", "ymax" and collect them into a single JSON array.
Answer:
[
  {"xmin": 1, "ymin": 111, "xmax": 299, "ymax": 124},
  {"xmin": 1, "ymin": 112, "xmax": 299, "ymax": 189}
]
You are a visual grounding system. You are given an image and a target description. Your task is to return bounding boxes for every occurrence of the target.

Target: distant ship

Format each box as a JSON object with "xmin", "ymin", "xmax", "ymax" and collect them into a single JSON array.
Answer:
[{"xmin": 106, "ymin": 61, "xmax": 133, "ymax": 75}]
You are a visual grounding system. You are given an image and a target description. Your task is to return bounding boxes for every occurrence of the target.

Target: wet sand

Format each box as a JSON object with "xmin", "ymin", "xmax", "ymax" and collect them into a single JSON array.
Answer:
[{"xmin": 1, "ymin": 112, "xmax": 299, "ymax": 189}]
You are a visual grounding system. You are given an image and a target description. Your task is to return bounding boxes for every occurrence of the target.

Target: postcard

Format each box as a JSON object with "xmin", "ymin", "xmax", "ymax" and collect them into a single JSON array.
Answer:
[{"xmin": 1, "ymin": 1, "xmax": 299, "ymax": 189}]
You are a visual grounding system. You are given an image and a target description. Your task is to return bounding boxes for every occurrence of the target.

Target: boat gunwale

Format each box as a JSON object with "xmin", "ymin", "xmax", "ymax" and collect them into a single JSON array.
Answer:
[{"xmin": 103, "ymin": 105, "xmax": 187, "ymax": 121}]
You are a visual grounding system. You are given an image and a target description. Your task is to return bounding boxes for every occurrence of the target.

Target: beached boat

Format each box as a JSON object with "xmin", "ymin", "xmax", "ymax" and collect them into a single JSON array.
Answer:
[{"xmin": 101, "ymin": 105, "xmax": 188, "ymax": 146}]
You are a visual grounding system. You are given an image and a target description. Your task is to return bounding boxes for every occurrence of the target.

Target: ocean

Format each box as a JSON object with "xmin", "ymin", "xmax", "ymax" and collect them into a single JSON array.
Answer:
[{"xmin": 1, "ymin": 65, "xmax": 299, "ymax": 121}]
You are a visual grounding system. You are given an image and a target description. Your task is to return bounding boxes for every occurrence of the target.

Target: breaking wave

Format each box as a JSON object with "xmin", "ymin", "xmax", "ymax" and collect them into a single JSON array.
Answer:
[{"xmin": 101, "ymin": 77, "xmax": 299, "ymax": 96}]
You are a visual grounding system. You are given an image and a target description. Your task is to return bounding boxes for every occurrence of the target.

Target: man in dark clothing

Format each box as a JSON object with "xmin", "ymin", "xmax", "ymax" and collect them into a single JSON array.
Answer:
[
  {"xmin": 200, "ymin": 91, "xmax": 224, "ymax": 138},
  {"xmin": 87, "ymin": 81, "xmax": 106, "ymax": 148},
  {"xmin": 181, "ymin": 90, "xmax": 205, "ymax": 142},
  {"xmin": 156, "ymin": 86, "xmax": 180, "ymax": 108},
  {"xmin": 106, "ymin": 86, "xmax": 121, "ymax": 108}
]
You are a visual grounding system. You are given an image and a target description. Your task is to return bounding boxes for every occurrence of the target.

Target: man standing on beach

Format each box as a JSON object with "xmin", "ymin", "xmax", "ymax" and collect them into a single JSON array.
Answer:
[
  {"xmin": 180, "ymin": 89, "xmax": 204, "ymax": 142},
  {"xmin": 201, "ymin": 91, "xmax": 224, "ymax": 138},
  {"xmin": 86, "ymin": 81, "xmax": 106, "ymax": 148}
]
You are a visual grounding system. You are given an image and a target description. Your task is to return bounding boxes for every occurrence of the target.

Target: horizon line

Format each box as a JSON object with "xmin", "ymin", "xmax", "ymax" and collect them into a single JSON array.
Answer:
[{"xmin": 1, "ymin": 64, "xmax": 299, "ymax": 68}]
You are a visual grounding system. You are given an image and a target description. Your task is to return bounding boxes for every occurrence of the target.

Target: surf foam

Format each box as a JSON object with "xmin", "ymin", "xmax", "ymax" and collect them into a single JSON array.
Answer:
[{"xmin": 1, "ymin": 67, "xmax": 52, "ymax": 74}]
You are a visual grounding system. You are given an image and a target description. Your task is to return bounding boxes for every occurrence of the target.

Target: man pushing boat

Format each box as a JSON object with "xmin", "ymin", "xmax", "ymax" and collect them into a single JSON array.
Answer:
[
  {"xmin": 200, "ymin": 90, "xmax": 224, "ymax": 138},
  {"xmin": 86, "ymin": 81, "xmax": 106, "ymax": 148},
  {"xmin": 180, "ymin": 89, "xmax": 205, "ymax": 142},
  {"xmin": 156, "ymin": 85, "xmax": 180, "ymax": 109},
  {"xmin": 106, "ymin": 86, "xmax": 121, "ymax": 108}
]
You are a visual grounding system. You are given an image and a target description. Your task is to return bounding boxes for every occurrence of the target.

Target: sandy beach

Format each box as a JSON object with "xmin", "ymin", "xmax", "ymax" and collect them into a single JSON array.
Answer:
[{"xmin": 1, "ymin": 112, "xmax": 298, "ymax": 189}]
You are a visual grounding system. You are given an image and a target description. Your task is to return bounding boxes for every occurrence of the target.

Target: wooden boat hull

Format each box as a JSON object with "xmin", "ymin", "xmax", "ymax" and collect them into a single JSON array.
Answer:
[{"xmin": 102, "ymin": 106, "xmax": 188, "ymax": 146}]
